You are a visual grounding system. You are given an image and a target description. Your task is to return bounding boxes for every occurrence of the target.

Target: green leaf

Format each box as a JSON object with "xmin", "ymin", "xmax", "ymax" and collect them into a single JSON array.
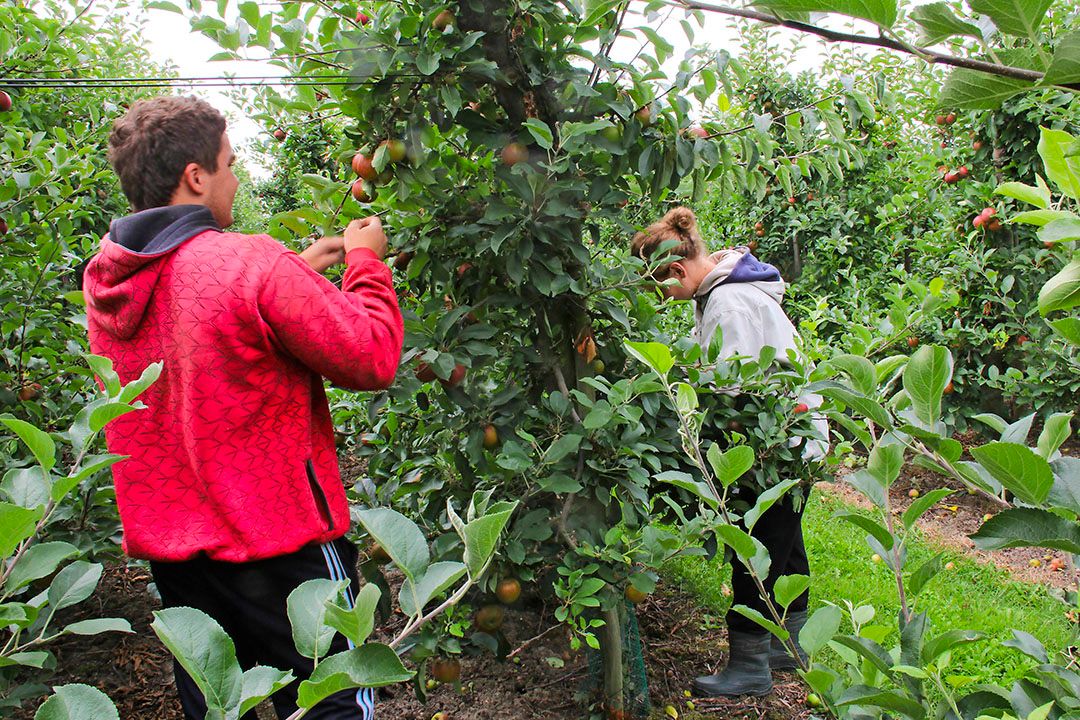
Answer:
[
  {"xmin": 287, "ymin": 579, "xmax": 345, "ymax": 660},
  {"xmin": 116, "ymin": 361, "xmax": 162, "ymax": 405},
  {"xmin": 707, "ymin": 444, "xmax": 754, "ymax": 489},
  {"xmin": 355, "ymin": 508, "xmax": 430, "ymax": 581},
  {"xmin": 324, "ymin": 583, "xmax": 381, "ymax": 647},
  {"xmin": 751, "ymin": 0, "xmax": 897, "ymax": 27},
  {"xmin": 674, "ymin": 382, "xmax": 698, "ymax": 415},
  {"xmin": 399, "ymin": 561, "xmax": 467, "ymax": 617},
  {"xmin": 2, "ymin": 467, "xmax": 50, "ymax": 510},
  {"xmin": 59, "ymin": 617, "xmax": 133, "ymax": 637},
  {"xmin": 523, "ymin": 119, "xmax": 553, "ymax": 151},
  {"xmin": 744, "ymin": 479, "xmax": 798, "ymax": 531},
  {"xmin": 939, "ymin": 68, "xmax": 1032, "ymax": 110},
  {"xmin": 4, "ymin": 541, "xmax": 80, "ymax": 593},
  {"xmin": 1010, "ymin": 209, "xmax": 1074, "ymax": 226},
  {"xmin": 867, "ymin": 441, "xmax": 904, "ymax": 487},
  {"xmin": 972, "ymin": 507, "xmax": 1080, "ymax": 553},
  {"xmin": 1003, "ymin": 629, "xmax": 1048, "ymax": 663},
  {"xmin": 53, "ymin": 454, "xmax": 126, "ymax": 503},
  {"xmin": 1038, "ymin": 128, "xmax": 1080, "ymax": 200},
  {"xmin": 460, "ymin": 503, "xmax": 516, "ymax": 579},
  {"xmin": 46, "ymin": 561, "xmax": 103, "ymax": 611},
  {"xmin": 1036, "ymin": 413, "xmax": 1073, "ymax": 459},
  {"xmin": 0, "ymin": 416, "xmax": 56, "ymax": 471},
  {"xmin": 902, "ymin": 488, "xmax": 954, "ymax": 530},
  {"xmin": 296, "ymin": 644, "xmax": 412, "ymax": 708},
  {"xmin": 832, "ymin": 637, "xmax": 896, "ymax": 676},
  {"xmin": 84, "ymin": 355, "xmax": 121, "ymax": 396},
  {"xmin": 1038, "ymin": 256, "xmax": 1080, "ymax": 315},
  {"xmin": 774, "ymin": 574, "xmax": 810, "ymax": 610},
  {"xmin": 0, "ymin": 502, "xmax": 43, "ymax": 557},
  {"xmin": 714, "ymin": 523, "xmax": 757, "ymax": 561},
  {"xmin": 835, "ymin": 511, "xmax": 894, "ymax": 550},
  {"xmin": 995, "ymin": 182, "xmax": 1050, "ymax": 209},
  {"xmin": 1048, "ymin": 317, "xmax": 1080, "ymax": 346},
  {"xmin": 800, "ymin": 605, "xmax": 842, "ymax": 655},
  {"xmin": 970, "ymin": 442, "xmax": 1054, "ymax": 504},
  {"xmin": 151, "ymin": 607, "xmax": 244, "ymax": 713},
  {"xmin": 968, "ymin": 0, "xmax": 1053, "ymax": 37},
  {"xmin": 836, "ymin": 684, "xmax": 926, "ymax": 719},
  {"xmin": 846, "ymin": 469, "xmax": 887, "ymax": 507},
  {"xmin": 545, "ymin": 434, "xmax": 582, "ymax": 463},
  {"xmin": 922, "ymin": 629, "xmax": 983, "ymax": 663},
  {"xmin": 824, "ymin": 354, "xmax": 877, "ymax": 395},
  {"xmin": 238, "ymin": 666, "xmax": 294, "ymax": 717},
  {"xmin": 1048, "ymin": 457, "xmax": 1080, "ymax": 513},
  {"xmin": 34, "ymin": 684, "xmax": 119, "ymax": 720},
  {"xmin": 730, "ymin": 604, "xmax": 788, "ymax": 640},
  {"xmin": 812, "ymin": 383, "xmax": 891, "ymax": 427},
  {"xmin": 1044, "ymin": 31, "xmax": 1080, "ymax": 86},
  {"xmin": 1040, "ymin": 218, "xmax": 1080, "ymax": 244},
  {"xmin": 903, "ymin": 345, "xmax": 952, "ymax": 428},
  {"xmin": 909, "ymin": 2, "xmax": 983, "ymax": 43},
  {"xmin": 972, "ymin": 412, "xmax": 1008, "ymax": 434},
  {"xmin": 908, "ymin": 553, "xmax": 944, "ymax": 597},
  {"xmin": 624, "ymin": 340, "xmax": 674, "ymax": 378},
  {"xmin": 654, "ymin": 470, "xmax": 719, "ymax": 510}
]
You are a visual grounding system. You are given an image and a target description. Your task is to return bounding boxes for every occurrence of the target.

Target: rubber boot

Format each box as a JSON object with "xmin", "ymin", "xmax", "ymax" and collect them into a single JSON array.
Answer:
[
  {"xmin": 770, "ymin": 609, "xmax": 809, "ymax": 670},
  {"xmin": 692, "ymin": 630, "xmax": 773, "ymax": 697}
]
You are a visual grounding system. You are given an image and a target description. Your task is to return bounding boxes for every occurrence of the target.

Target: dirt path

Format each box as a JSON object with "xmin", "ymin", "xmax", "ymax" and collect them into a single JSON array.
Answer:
[{"xmin": 824, "ymin": 458, "xmax": 1077, "ymax": 590}]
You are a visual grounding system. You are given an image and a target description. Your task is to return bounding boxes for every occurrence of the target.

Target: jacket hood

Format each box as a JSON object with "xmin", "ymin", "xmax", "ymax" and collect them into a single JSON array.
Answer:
[
  {"xmin": 83, "ymin": 205, "xmax": 221, "ymax": 340},
  {"xmin": 695, "ymin": 248, "xmax": 784, "ymax": 298}
]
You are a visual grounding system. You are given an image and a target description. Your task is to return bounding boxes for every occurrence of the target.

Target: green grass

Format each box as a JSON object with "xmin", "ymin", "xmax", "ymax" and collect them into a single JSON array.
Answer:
[{"xmin": 662, "ymin": 488, "xmax": 1077, "ymax": 687}]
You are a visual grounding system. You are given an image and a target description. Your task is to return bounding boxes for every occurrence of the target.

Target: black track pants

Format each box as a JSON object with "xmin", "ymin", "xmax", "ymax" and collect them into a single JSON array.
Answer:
[
  {"xmin": 150, "ymin": 538, "xmax": 376, "ymax": 719},
  {"xmin": 726, "ymin": 495, "xmax": 810, "ymax": 634}
]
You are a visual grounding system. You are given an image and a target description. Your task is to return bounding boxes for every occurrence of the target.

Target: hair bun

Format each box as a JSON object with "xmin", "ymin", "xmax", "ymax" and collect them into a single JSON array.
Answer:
[{"xmin": 664, "ymin": 206, "xmax": 698, "ymax": 234}]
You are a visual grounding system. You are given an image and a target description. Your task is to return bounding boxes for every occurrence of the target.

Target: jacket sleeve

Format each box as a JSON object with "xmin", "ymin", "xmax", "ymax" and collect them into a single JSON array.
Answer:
[{"xmin": 257, "ymin": 247, "xmax": 403, "ymax": 390}]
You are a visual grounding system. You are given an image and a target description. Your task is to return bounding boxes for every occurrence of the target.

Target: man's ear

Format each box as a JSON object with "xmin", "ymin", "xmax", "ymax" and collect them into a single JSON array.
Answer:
[{"xmin": 177, "ymin": 162, "xmax": 206, "ymax": 197}]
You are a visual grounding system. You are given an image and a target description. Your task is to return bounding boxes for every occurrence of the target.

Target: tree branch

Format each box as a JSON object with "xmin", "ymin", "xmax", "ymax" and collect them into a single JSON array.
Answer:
[{"xmin": 664, "ymin": 0, "xmax": 1080, "ymax": 91}]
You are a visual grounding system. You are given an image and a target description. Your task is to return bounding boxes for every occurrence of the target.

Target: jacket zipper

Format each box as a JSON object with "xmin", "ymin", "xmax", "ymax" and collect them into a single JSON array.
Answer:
[{"xmin": 305, "ymin": 459, "xmax": 335, "ymax": 532}]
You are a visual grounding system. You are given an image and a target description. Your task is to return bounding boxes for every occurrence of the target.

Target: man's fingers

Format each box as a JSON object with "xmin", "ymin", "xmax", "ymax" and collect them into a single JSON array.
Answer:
[{"xmin": 349, "ymin": 216, "xmax": 383, "ymax": 231}]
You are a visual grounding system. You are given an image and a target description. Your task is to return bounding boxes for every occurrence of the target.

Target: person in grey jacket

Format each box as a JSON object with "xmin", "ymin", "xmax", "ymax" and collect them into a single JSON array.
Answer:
[{"xmin": 631, "ymin": 206, "xmax": 825, "ymax": 698}]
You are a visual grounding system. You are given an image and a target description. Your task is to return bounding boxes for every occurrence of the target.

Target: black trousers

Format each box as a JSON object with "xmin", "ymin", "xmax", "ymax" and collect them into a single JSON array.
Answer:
[
  {"xmin": 727, "ymin": 494, "xmax": 810, "ymax": 634},
  {"xmin": 150, "ymin": 538, "xmax": 375, "ymax": 719}
]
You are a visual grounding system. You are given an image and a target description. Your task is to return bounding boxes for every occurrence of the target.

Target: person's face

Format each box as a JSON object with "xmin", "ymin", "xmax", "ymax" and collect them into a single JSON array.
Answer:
[
  {"xmin": 657, "ymin": 262, "xmax": 695, "ymax": 301},
  {"xmin": 204, "ymin": 132, "xmax": 238, "ymax": 228}
]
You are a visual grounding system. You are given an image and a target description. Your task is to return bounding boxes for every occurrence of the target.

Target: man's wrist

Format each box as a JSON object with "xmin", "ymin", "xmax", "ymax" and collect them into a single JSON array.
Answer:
[{"xmin": 345, "ymin": 246, "xmax": 380, "ymax": 263}]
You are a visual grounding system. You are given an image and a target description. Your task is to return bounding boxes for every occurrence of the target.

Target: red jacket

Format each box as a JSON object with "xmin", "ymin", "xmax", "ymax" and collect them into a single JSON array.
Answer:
[{"xmin": 84, "ymin": 205, "xmax": 402, "ymax": 562}]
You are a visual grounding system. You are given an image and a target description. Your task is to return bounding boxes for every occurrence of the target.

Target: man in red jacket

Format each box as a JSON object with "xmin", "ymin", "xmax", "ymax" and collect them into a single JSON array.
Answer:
[{"xmin": 83, "ymin": 95, "xmax": 403, "ymax": 719}]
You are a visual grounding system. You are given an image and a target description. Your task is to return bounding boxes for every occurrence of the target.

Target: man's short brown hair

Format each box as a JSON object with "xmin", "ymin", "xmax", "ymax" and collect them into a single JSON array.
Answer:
[{"xmin": 108, "ymin": 95, "xmax": 227, "ymax": 212}]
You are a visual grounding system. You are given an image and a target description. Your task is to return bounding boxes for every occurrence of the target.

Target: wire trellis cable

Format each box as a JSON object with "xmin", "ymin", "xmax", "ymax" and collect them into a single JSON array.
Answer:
[{"xmin": 0, "ymin": 74, "xmax": 428, "ymax": 89}]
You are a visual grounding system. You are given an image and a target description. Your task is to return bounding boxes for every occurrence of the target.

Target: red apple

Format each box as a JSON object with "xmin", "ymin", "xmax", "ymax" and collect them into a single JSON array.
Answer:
[
  {"xmin": 441, "ymin": 363, "xmax": 467, "ymax": 387},
  {"xmin": 352, "ymin": 152, "xmax": 377, "ymax": 181},
  {"xmin": 415, "ymin": 362, "xmax": 437, "ymax": 382},
  {"xmin": 501, "ymin": 142, "xmax": 529, "ymax": 167},
  {"xmin": 433, "ymin": 9, "xmax": 454, "ymax": 31},
  {"xmin": 945, "ymin": 113, "xmax": 956, "ymax": 124},
  {"xmin": 350, "ymin": 180, "xmax": 371, "ymax": 202},
  {"xmin": 0, "ymin": 91, "xmax": 11, "ymax": 112},
  {"xmin": 273, "ymin": 128, "xmax": 286, "ymax": 141},
  {"xmin": 356, "ymin": 10, "xmax": 370, "ymax": 24},
  {"xmin": 793, "ymin": 403, "xmax": 809, "ymax": 414}
]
